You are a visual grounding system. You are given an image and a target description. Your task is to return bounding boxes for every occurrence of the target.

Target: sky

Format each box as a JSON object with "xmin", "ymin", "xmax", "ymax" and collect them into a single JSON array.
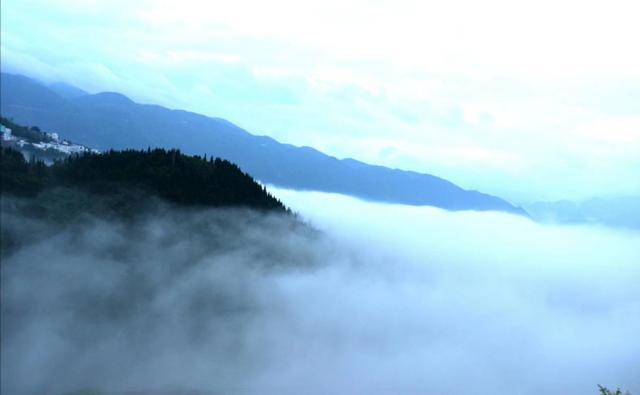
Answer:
[{"xmin": 1, "ymin": 0, "xmax": 639, "ymax": 201}]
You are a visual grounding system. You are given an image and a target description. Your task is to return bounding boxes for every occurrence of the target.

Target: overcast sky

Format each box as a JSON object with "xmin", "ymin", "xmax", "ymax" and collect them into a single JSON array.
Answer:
[{"xmin": 1, "ymin": 0, "xmax": 639, "ymax": 201}]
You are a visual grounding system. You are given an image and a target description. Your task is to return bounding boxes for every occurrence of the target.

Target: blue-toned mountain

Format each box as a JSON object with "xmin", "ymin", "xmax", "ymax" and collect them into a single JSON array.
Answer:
[{"xmin": 1, "ymin": 72, "xmax": 527, "ymax": 215}]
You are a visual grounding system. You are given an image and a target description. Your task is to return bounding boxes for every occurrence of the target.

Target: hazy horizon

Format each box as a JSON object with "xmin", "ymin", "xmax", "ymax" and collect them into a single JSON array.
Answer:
[
  {"xmin": 3, "ymin": 187, "xmax": 639, "ymax": 394},
  {"xmin": 1, "ymin": 2, "xmax": 639, "ymax": 394},
  {"xmin": 2, "ymin": 0, "xmax": 639, "ymax": 202}
]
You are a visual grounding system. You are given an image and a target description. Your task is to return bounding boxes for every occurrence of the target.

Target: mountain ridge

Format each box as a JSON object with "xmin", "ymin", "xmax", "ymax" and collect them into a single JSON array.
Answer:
[
  {"xmin": 523, "ymin": 196, "xmax": 640, "ymax": 229},
  {"xmin": 0, "ymin": 72, "xmax": 528, "ymax": 216}
]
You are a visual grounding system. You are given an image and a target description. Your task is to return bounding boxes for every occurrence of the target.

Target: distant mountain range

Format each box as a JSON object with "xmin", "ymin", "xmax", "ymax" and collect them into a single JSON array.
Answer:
[
  {"xmin": 524, "ymin": 196, "xmax": 640, "ymax": 230},
  {"xmin": 0, "ymin": 72, "xmax": 527, "ymax": 215}
]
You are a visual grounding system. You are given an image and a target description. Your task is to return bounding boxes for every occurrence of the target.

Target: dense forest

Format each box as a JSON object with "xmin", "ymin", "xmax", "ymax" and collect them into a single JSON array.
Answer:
[
  {"xmin": 1, "ymin": 147, "xmax": 290, "ymax": 255},
  {"xmin": 1, "ymin": 147, "xmax": 288, "ymax": 211}
]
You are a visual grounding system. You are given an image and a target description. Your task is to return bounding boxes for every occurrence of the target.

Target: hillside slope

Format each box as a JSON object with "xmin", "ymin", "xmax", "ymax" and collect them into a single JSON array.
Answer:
[
  {"xmin": 0, "ymin": 72, "xmax": 527, "ymax": 215},
  {"xmin": 1, "ymin": 146, "xmax": 287, "ymax": 212}
]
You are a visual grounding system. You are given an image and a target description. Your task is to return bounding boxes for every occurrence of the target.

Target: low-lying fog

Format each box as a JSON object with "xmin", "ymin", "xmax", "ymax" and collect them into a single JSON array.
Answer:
[{"xmin": 2, "ymin": 189, "xmax": 639, "ymax": 394}]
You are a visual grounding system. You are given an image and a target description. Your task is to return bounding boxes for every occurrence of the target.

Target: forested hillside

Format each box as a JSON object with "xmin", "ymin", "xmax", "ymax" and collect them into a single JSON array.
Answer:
[
  {"xmin": 0, "ymin": 72, "xmax": 527, "ymax": 215},
  {"xmin": 1, "ymin": 147, "xmax": 287, "ymax": 211},
  {"xmin": 1, "ymin": 147, "xmax": 290, "ymax": 256}
]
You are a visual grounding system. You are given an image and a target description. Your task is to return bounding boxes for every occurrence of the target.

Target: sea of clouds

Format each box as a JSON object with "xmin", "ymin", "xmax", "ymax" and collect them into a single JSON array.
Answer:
[{"xmin": 2, "ymin": 189, "xmax": 639, "ymax": 394}]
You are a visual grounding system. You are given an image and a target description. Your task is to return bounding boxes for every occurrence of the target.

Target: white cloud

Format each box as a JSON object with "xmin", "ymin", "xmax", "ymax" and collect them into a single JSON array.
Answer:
[
  {"xmin": 4, "ymin": 189, "xmax": 639, "ymax": 393},
  {"xmin": 138, "ymin": 49, "xmax": 241, "ymax": 65},
  {"xmin": 268, "ymin": 188, "xmax": 640, "ymax": 393}
]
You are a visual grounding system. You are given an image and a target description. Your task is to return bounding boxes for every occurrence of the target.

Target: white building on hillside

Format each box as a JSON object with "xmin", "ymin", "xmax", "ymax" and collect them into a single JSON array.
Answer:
[
  {"xmin": 1, "ymin": 124, "xmax": 15, "ymax": 141},
  {"xmin": 46, "ymin": 132, "xmax": 60, "ymax": 141}
]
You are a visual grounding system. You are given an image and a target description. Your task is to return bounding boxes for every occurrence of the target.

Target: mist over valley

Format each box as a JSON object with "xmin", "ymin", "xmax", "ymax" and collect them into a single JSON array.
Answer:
[{"xmin": 2, "ymin": 1, "xmax": 640, "ymax": 393}]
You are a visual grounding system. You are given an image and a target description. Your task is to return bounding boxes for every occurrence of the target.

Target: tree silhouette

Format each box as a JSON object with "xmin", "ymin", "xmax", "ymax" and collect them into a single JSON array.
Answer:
[{"xmin": 1, "ymin": 147, "xmax": 289, "ymax": 212}]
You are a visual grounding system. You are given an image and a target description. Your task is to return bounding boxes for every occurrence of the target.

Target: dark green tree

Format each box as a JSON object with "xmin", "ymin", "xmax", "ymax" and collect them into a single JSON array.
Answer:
[{"xmin": 599, "ymin": 385, "xmax": 631, "ymax": 395}]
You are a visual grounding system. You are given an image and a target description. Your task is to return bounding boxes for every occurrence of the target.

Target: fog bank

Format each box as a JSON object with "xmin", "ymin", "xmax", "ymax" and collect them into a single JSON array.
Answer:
[
  {"xmin": 270, "ymin": 188, "xmax": 640, "ymax": 394},
  {"xmin": 2, "ymin": 190, "xmax": 639, "ymax": 394}
]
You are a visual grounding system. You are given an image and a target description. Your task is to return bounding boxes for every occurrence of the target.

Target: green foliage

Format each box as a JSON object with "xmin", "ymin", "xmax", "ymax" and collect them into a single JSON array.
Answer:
[
  {"xmin": 1, "ymin": 147, "xmax": 292, "ymax": 257},
  {"xmin": 1, "ymin": 147, "xmax": 289, "ymax": 212},
  {"xmin": 0, "ymin": 147, "xmax": 49, "ymax": 196},
  {"xmin": 599, "ymin": 385, "xmax": 632, "ymax": 395},
  {"xmin": 53, "ymin": 148, "xmax": 289, "ymax": 211}
]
